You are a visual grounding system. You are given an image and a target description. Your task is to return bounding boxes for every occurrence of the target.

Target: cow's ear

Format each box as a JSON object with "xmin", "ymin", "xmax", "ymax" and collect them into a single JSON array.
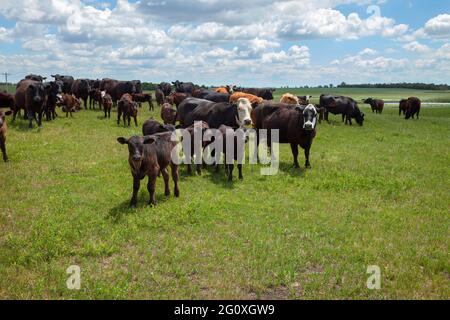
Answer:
[
  {"xmin": 143, "ymin": 136, "xmax": 156, "ymax": 145},
  {"xmin": 117, "ymin": 137, "xmax": 128, "ymax": 145}
]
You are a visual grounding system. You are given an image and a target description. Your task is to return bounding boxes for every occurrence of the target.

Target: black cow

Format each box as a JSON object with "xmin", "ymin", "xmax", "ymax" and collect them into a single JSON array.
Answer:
[
  {"xmin": 117, "ymin": 132, "xmax": 180, "ymax": 207},
  {"xmin": 114, "ymin": 81, "xmax": 137, "ymax": 103},
  {"xmin": 405, "ymin": 97, "xmax": 421, "ymax": 120},
  {"xmin": 25, "ymin": 74, "xmax": 46, "ymax": 82},
  {"xmin": 172, "ymin": 80, "xmax": 195, "ymax": 95},
  {"xmin": 142, "ymin": 119, "xmax": 176, "ymax": 136},
  {"xmin": 14, "ymin": 79, "xmax": 46, "ymax": 128},
  {"xmin": 251, "ymin": 103, "xmax": 318, "ymax": 168},
  {"xmin": 43, "ymin": 80, "xmax": 63, "ymax": 121},
  {"xmin": 241, "ymin": 88, "xmax": 275, "ymax": 100},
  {"xmin": 320, "ymin": 94, "xmax": 365, "ymax": 126},
  {"xmin": 177, "ymin": 98, "xmax": 252, "ymax": 129},
  {"xmin": 51, "ymin": 74, "xmax": 74, "ymax": 94},
  {"xmin": 203, "ymin": 92, "xmax": 230, "ymax": 103},
  {"xmin": 158, "ymin": 82, "xmax": 172, "ymax": 96},
  {"xmin": 71, "ymin": 79, "xmax": 91, "ymax": 109}
]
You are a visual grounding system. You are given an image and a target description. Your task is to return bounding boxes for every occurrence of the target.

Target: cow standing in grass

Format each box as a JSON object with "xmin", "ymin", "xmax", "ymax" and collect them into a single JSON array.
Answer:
[
  {"xmin": 117, "ymin": 94, "xmax": 138, "ymax": 127},
  {"xmin": 363, "ymin": 98, "xmax": 384, "ymax": 114},
  {"xmin": 0, "ymin": 109, "xmax": 13, "ymax": 162}
]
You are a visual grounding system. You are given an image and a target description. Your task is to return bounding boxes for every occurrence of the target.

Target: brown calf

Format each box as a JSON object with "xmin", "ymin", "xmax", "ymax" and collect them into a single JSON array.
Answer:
[
  {"xmin": 161, "ymin": 103, "xmax": 177, "ymax": 125},
  {"xmin": 117, "ymin": 132, "xmax": 180, "ymax": 207},
  {"xmin": 102, "ymin": 93, "xmax": 113, "ymax": 118},
  {"xmin": 0, "ymin": 109, "xmax": 12, "ymax": 162},
  {"xmin": 132, "ymin": 93, "xmax": 155, "ymax": 111},
  {"xmin": 117, "ymin": 94, "xmax": 138, "ymax": 127},
  {"xmin": 59, "ymin": 94, "xmax": 81, "ymax": 117}
]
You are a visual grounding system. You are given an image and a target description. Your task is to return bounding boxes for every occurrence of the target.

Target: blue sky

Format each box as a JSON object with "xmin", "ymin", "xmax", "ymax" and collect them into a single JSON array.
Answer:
[{"xmin": 0, "ymin": 0, "xmax": 449, "ymax": 86}]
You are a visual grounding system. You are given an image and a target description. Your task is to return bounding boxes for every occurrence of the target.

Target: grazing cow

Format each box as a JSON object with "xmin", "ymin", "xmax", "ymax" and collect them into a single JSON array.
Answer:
[
  {"xmin": 203, "ymin": 92, "xmax": 230, "ymax": 103},
  {"xmin": 155, "ymin": 88, "xmax": 165, "ymax": 107},
  {"xmin": 0, "ymin": 92, "xmax": 15, "ymax": 110},
  {"xmin": 280, "ymin": 93, "xmax": 299, "ymax": 105},
  {"xmin": 158, "ymin": 82, "xmax": 172, "ymax": 96},
  {"xmin": 165, "ymin": 92, "xmax": 188, "ymax": 108},
  {"xmin": 320, "ymin": 94, "xmax": 365, "ymax": 126},
  {"xmin": 132, "ymin": 93, "xmax": 154, "ymax": 111},
  {"xmin": 405, "ymin": 97, "xmax": 421, "ymax": 120},
  {"xmin": 89, "ymin": 89, "xmax": 103, "ymax": 110},
  {"xmin": 399, "ymin": 99, "xmax": 408, "ymax": 116},
  {"xmin": 71, "ymin": 79, "xmax": 90, "ymax": 109},
  {"xmin": 117, "ymin": 132, "xmax": 180, "ymax": 207},
  {"xmin": 0, "ymin": 109, "xmax": 13, "ymax": 162},
  {"xmin": 59, "ymin": 94, "xmax": 81, "ymax": 117},
  {"xmin": 217, "ymin": 125, "xmax": 248, "ymax": 181},
  {"xmin": 297, "ymin": 95, "xmax": 312, "ymax": 105},
  {"xmin": 102, "ymin": 92, "xmax": 113, "ymax": 118},
  {"xmin": 43, "ymin": 80, "xmax": 63, "ymax": 121},
  {"xmin": 230, "ymin": 92, "xmax": 264, "ymax": 107},
  {"xmin": 177, "ymin": 97, "xmax": 253, "ymax": 128},
  {"xmin": 363, "ymin": 98, "xmax": 384, "ymax": 114},
  {"xmin": 25, "ymin": 74, "xmax": 46, "ymax": 82},
  {"xmin": 142, "ymin": 119, "xmax": 176, "ymax": 136},
  {"xmin": 172, "ymin": 80, "xmax": 195, "ymax": 95},
  {"xmin": 14, "ymin": 79, "xmax": 46, "ymax": 128},
  {"xmin": 51, "ymin": 74, "xmax": 75, "ymax": 94},
  {"xmin": 252, "ymin": 103, "xmax": 318, "ymax": 168},
  {"xmin": 118, "ymin": 94, "xmax": 138, "ymax": 127},
  {"xmin": 161, "ymin": 103, "xmax": 177, "ymax": 125},
  {"xmin": 241, "ymin": 88, "xmax": 275, "ymax": 100}
]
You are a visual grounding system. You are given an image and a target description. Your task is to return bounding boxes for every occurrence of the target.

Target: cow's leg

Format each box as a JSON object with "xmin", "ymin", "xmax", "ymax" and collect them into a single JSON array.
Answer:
[
  {"xmin": 104, "ymin": 109, "xmax": 107, "ymax": 118},
  {"xmin": 117, "ymin": 110, "xmax": 121, "ymax": 125},
  {"xmin": 325, "ymin": 111, "xmax": 330, "ymax": 123},
  {"xmin": 37, "ymin": 110, "xmax": 43, "ymax": 127},
  {"xmin": 134, "ymin": 116, "xmax": 138, "ymax": 127},
  {"xmin": 290, "ymin": 143, "xmax": 300, "ymax": 168},
  {"xmin": 237, "ymin": 164, "xmax": 243, "ymax": 180},
  {"xmin": 171, "ymin": 163, "xmax": 180, "ymax": 197},
  {"xmin": 147, "ymin": 174, "xmax": 157, "ymax": 206},
  {"xmin": 28, "ymin": 110, "xmax": 34, "ymax": 128},
  {"xmin": 342, "ymin": 114, "xmax": 345, "ymax": 123},
  {"xmin": 227, "ymin": 163, "xmax": 234, "ymax": 182},
  {"xmin": 304, "ymin": 145, "xmax": 311, "ymax": 168},
  {"xmin": 130, "ymin": 176, "xmax": 140, "ymax": 208},
  {"xmin": 161, "ymin": 168, "xmax": 170, "ymax": 196},
  {"xmin": 417, "ymin": 110, "xmax": 420, "ymax": 119},
  {"xmin": 0, "ymin": 138, "xmax": 7, "ymax": 162}
]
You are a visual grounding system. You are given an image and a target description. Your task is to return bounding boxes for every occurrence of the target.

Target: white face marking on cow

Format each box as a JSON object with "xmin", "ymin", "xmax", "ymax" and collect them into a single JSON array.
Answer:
[
  {"xmin": 101, "ymin": 91, "xmax": 106, "ymax": 98},
  {"xmin": 236, "ymin": 98, "xmax": 253, "ymax": 126},
  {"xmin": 303, "ymin": 104, "xmax": 318, "ymax": 130}
]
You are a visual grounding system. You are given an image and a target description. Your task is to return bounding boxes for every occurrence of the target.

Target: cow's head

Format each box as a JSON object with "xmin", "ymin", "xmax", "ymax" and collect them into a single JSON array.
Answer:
[
  {"xmin": 27, "ymin": 82, "xmax": 45, "ymax": 104},
  {"xmin": 356, "ymin": 110, "xmax": 365, "ymax": 125},
  {"xmin": 261, "ymin": 89, "xmax": 274, "ymax": 100},
  {"xmin": 0, "ymin": 110, "xmax": 13, "ymax": 128},
  {"xmin": 297, "ymin": 104, "xmax": 318, "ymax": 131},
  {"xmin": 236, "ymin": 98, "xmax": 253, "ymax": 127},
  {"xmin": 226, "ymin": 85, "xmax": 237, "ymax": 94},
  {"xmin": 363, "ymin": 98, "xmax": 373, "ymax": 104},
  {"xmin": 117, "ymin": 135, "xmax": 156, "ymax": 163}
]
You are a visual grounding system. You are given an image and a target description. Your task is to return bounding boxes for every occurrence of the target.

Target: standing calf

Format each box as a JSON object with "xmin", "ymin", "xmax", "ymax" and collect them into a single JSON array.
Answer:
[
  {"xmin": 102, "ymin": 92, "xmax": 113, "ymax": 118},
  {"xmin": 0, "ymin": 110, "xmax": 12, "ymax": 162},
  {"xmin": 132, "ymin": 93, "xmax": 154, "ymax": 111},
  {"xmin": 117, "ymin": 94, "xmax": 138, "ymax": 127},
  {"xmin": 117, "ymin": 132, "xmax": 180, "ymax": 207}
]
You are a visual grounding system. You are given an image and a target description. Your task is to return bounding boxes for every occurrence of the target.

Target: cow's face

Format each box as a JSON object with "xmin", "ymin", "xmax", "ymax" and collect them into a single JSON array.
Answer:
[
  {"xmin": 356, "ymin": 111, "xmax": 365, "ymax": 125},
  {"xmin": 27, "ymin": 83, "xmax": 45, "ymax": 104},
  {"xmin": 363, "ymin": 98, "xmax": 373, "ymax": 104},
  {"xmin": 0, "ymin": 110, "xmax": 12, "ymax": 128},
  {"xmin": 262, "ymin": 89, "xmax": 274, "ymax": 100},
  {"xmin": 236, "ymin": 98, "xmax": 253, "ymax": 126},
  {"xmin": 300, "ymin": 104, "xmax": 318, "ymax": 130},
  {"xmin": 226, "ymin": 85, "xmax": 237, "ymax": 94},
  {"xmin": 117, "ymin": 136, "xmax": 155, "ymax": 162}
]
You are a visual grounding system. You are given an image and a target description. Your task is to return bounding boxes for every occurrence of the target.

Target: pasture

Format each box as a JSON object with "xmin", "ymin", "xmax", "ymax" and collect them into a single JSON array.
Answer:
[{"xmin": 0, "ymin": 87, "xmax": 449, "ymax": 299}]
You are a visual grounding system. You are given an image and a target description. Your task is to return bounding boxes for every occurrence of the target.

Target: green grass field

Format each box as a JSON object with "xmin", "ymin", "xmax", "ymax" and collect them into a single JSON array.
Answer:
[{"xmin": 0, "ymin": 88, "xmax": 449, "ymax": 299}]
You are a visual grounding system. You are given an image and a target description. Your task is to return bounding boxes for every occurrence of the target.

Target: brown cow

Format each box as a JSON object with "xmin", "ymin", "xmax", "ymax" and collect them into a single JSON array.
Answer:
[
  {"xmin": 165, "ymin": 92, "xmax": 188, "ymax": 108},
  {"xmin": 117, "ymin": 132, "xmax": 180, "ymax": 207},
  {"xmin": 0, "ymin": 92, "xmax": 15, "ymax": 110},
  {"xmin": 132, "ymin": 93, "xmax": 154, "ymax": 111},
  {"xmin": 14, "ymin": 79, "xmax": 46, "ymax": 128},
  {"xmin": 280, "ymin": 93, "xmax": 299, "ymax": 105},
  {"xmin": 58, "ymin": 94, "xmax": 81, "ymax": 117},
  {"xmin": 117, "ymin": 94, "xmax": 138, "ymax": 126},
  {"xmin": 230, "ymin": 92, "xmax": 264, "ymax": 107},
  {"xmin": 0, "ymin": 109, "xmax": 13, "ymax": 162},
  {"xmin": 155, "ymin": 88, "xmax": 165, "ymax": 107},
  {"xmin": 161, "ymin": 103, "xmax": 177, "ymax": 125},
  {"xmin": 102, "ymin": 92, "xmax": 113, "ymax": 118},
  {"xmin": 405, "ymin": 97, "xmax": 421, "ymax": 120},
  {"xmin": 363, "ymin": 98, "xmax": 384, "ymax": 114}
]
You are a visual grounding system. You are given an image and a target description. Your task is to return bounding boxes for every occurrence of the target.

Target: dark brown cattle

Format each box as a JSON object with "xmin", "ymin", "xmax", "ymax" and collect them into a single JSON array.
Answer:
[
  {"xmin": 89, "ymin": 89, "xmax": 103, "ymax": 110},
  {"xmin": 58, "ymin": 94, "xmax": 81, "ymax": 117},
  {"xmin": 0, "ymin": 92, "xmax": 15, "ymax": 110},
  {"xmin": 51, "ymin": 74, "xmax": 74, "ymax": 94},
  {"xmin": 25, "ymin": 74, "xmax": 46, "ymax": 82},
  {"xmin": 399, "ymin": 99, "xmax": 408, "ymax": 116},
  {"xmin": 363, "ymin": 98, "xmax": 384, "ymax": 114},
  {"xmin": 158, "ymin": 82, "xmax": 172, "ymax": 96},
  {"xmin": 71, "ymin": 79, "xmax": 90, "ymax": 109},
  {"xmin": 132, "ymin": 93, "xmax": 154, "ymax": 111},
  {"xmin": 142, "ymin": 119, "xmax": 175, "ymax": 136},
  {"xmin": 155, "ymin": 88, "xmax": 165, "ymax": 106},
  {"xmin": 14, "ymin": 79, "xmax": 46, "ymax": 128},
  {"xmin": 100, "ymin": 78, "xmax": 119, "ymax": 99},
  {"xmin": 183, "ymin": 121, "xmax": 210, "ymax": 175},
  {"xmin": 405, "ymin": 97, "xmax": 421, "ymax": 120},
  {"xmin": 43, "ymin": 80, "xmax": 63, "ymax": 121},
  {"xmin": 217, "ymin": 125, "xmax": 248, "ymax": 181},
  {"xmin": 102, "ymin": 93, "xmax": 113, "ymax": 118},
  {"xmin": 240, "ymin": 88, "xmax": 275, "ymax": 100},
  {"xmin": 161, "ymin": 103, "xmax": 177, "ymax": 125},
  {"xmin": 117, "ymin": 132, "xmax": 180, "ymax": 207},
  {"xmin": 0, "ymin": 109, "xmax": 13, "ymax": 162},
  {"xmin": 252, "ymin": 103, "xmax": 318, "ymax": 168},
  {"xmin": 166, "ymin": 92, "xmax": 188, "ymax": 108},
  {"xmin": 117, "ymin": 94, "xmax": 138, "ymax": 127}
]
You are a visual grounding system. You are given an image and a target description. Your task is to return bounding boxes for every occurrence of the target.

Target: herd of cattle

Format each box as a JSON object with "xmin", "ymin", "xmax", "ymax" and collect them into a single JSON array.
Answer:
[{"xmin": 0, "ymin": 74, "xmax": 423, "ymax": 206}]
